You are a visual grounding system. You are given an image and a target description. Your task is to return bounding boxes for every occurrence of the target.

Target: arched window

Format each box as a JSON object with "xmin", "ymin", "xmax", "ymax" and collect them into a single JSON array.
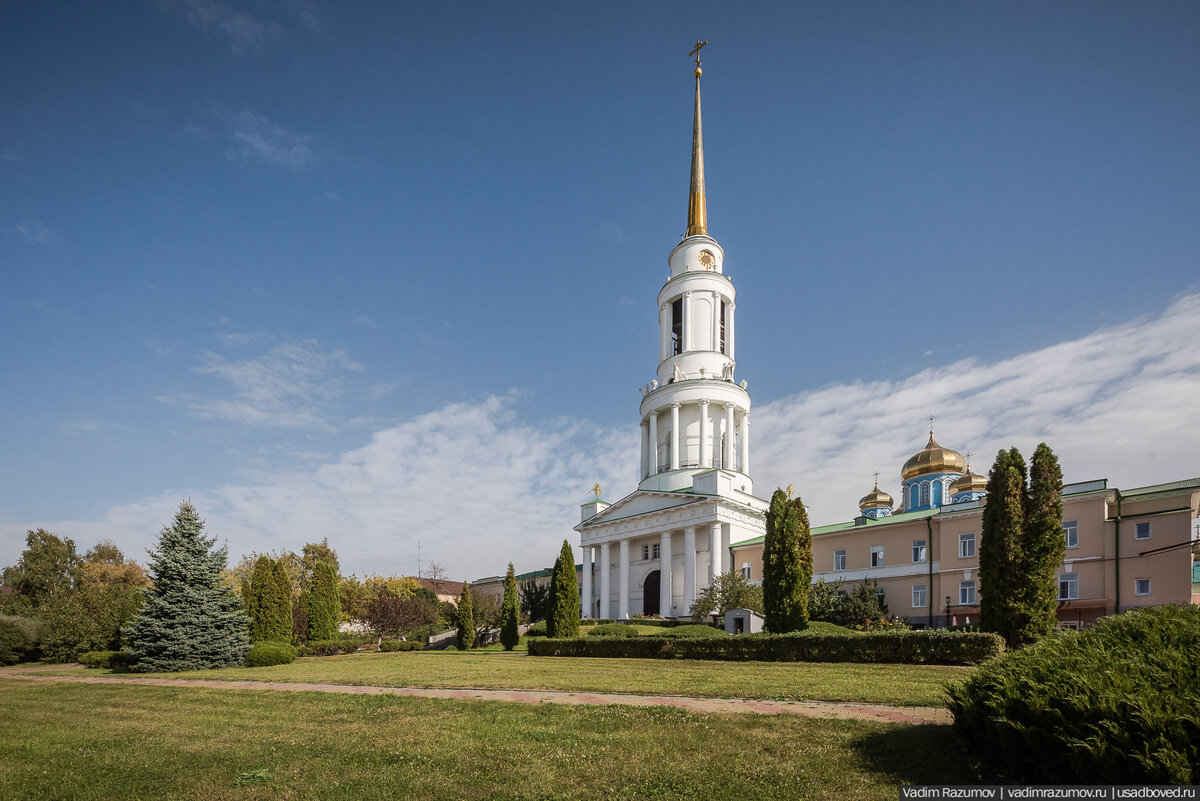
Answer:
[
  {"xmin": 909, "ymin": 484, "xmax": 920, "ymax": 510},
  {"xmin": 919, "ymin": 481, "xmax": 931, "ymax": 508}
]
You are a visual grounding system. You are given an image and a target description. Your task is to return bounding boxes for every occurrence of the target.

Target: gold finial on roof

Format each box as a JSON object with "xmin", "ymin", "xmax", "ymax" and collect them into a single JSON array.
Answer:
[
  {"xmin": 592, "ymin": 483, "xmax": 602, "ymax": 499},
  {"xmin": 785, "ymin": 483, "xmax": 795, "ymax": 500},
  {"xmin": 873, "ymin": 471, "xmax": 880, "ymax": 487},
  {"xmin": 685, "ymin": 41, "xmax": 709, "ymax": 238}
]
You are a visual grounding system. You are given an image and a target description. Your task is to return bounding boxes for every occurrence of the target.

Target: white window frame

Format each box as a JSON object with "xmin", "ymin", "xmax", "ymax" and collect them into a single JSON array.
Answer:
[
  {"xmin": 912, "ymin": 539, "xmax": 927, "ymax": 564},
  {"xmin": 1063, "ymin": 520, "xmax": 1079, "ymax": 549},
  {"xmin": 642, "ymin": 545, "xmax": 649, "ymax": 560},
  {"xmin": 919, "ymin": 481, "xmax": 931, "ymax": 507},
  {"xmin": 959, "ymin": 580, "xmax": 976, "ymax": 605},
  {"xmin": 833, "ymin": 550, "xmax": 846, "ymax": 571},
  {"xmin": 652, "ymin": 543, "xmax": 660, "ymax": 560},
  {"xmin": 740, "ymin": 561, "xmax": 751, "ymax": 579},
  {"xmin": 1135, "ymin": 578, "xmax": 1151, "ymax": 596},
  {"xmin": 959, "ymin": 533, "xmax": 976, "ymax": 559},
  {"xmin": 870, "ymin": 545, "xmax": 884, "ymax": 568},
  {"xmin": 1058, "ymin": 572, "xmax": 1078, "ymax": 601},
  {"xmin": 1135, "ymin": 521, "xmax": 1151, "ymax": 540},
  {"xmin": 912, "ymin": 583, "xmax": 927, "ymax": 608}
]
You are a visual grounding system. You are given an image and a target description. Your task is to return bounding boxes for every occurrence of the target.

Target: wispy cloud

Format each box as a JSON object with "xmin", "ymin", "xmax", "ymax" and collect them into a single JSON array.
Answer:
[
  {"xmin": 352, "ymin": 315, "xmax": 380, "ymax": 329},
  {"xmin": 60, "ymin": 419, "xmax": 119, "ymax": 435},
  {"xmin": 155, "ymin": 0, "xmax": 284, "ymax": 55},
  {"xmin": 15, "ymin": 220, "xmax": 55, "ymax": 246},
  {"xmin": 223, "ymin": 110, "xmax": 320, "ymax": 171},
  {"xmin": 177, "ymin": 338, "xmax": 365, "ymax": 430},
  {"xmin": 10, "ymin": 295, "xmax": 1200, "ymax": 582}
]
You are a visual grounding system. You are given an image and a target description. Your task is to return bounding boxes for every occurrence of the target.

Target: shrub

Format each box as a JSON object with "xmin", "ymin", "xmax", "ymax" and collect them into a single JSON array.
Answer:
[
  {"xmin": 380, "ymin": 639, "xmax": 423, "ymax": 652},
  {"xmin": 76, "ymin": 650, "xmax": 136, "ymax": 669},
  {"xmin": 529, "ymin": 629, "xmax": 1003, "ymax": 665},
  {"xmin": 587, "ymin": 623, "xmax": 637, "ymax": 637},
  {"xmin": 526, "ymin": 621, "xmax": 548, "ymax": 637},
  {"xmin": 947, "ymin": 605, "xmax": 1200, "ymax": 783},
  {"xmin": 0, "ymin": 615, "xmax": 44, "ymax": 665},
  {"xmin": 297, "ymin": 639, "xmax": 354, "ymax": 657},
  {"xmin": 657, "ymin": 624, "xmax": 726, "ymax": 639},
  {"xmin": 244, "ymin": 642, "xmax": 298, "ymax": 667}
]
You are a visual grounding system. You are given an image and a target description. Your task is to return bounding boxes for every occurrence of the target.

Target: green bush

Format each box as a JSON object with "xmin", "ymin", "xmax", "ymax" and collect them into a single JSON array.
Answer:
[
  {"xmin": 297, "ymin": 639, "xmax": 358, "ymax": 657},
  {"xmin": 244, "ymin": 642, "xmax": 298, "ymax": 667},
  {"xmin": 0, "ymin": 616, "xmax": 44, "ymax": 665},
  {"xmin": 76, "ymin": 650, "xmax": 136, "ymax": 669},
  {"xmin": 525, "ymin": 621, "xmax": 548, "ymax": 637},
  {"xmin": 657, "ymin": 624, "xmax": 726, "ymax": 638},
  {"xmin": 947, "ymin": 605, "xmax": 1200, "ymax": 783},
  {"xmin": 529, "ymin": 629, "xmax": 1003, "ymax": 665},
  {"xmin": 587, "ymin": 623, "xmax": 637, "ymax": 637},
  {"xmin": 380, "ymin": 639, "xmax": 423, "ymax": 652}
]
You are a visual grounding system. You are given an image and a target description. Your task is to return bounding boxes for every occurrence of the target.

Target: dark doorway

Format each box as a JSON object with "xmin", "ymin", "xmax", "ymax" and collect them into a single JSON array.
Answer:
[{"xmin": 643, "ymin": 570, "xmax": 661, "ymax": 616}]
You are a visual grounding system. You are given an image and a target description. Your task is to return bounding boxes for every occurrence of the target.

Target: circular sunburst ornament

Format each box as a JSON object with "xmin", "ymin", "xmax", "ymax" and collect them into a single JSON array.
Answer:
[{"xmin": 698, "ymin": 249, "xmax": 715, "ymax": 270}]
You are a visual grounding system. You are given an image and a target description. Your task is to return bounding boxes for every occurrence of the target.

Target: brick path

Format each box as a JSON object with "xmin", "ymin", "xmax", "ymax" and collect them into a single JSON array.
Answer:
[{"xmin": 0, "ymin": 667, "xmax": 951, "ymax": 725}]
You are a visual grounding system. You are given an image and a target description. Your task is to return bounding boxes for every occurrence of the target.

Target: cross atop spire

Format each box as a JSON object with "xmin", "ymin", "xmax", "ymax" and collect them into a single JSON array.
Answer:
[{"xmin": 685, "ymin": 41, "xmax": 708, "ymax": 238}]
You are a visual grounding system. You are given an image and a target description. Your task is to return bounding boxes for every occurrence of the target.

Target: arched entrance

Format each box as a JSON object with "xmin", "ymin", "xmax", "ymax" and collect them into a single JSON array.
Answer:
[{"xmin": 643, "ymin": 570, "xmax": 661, "ymax": 616}]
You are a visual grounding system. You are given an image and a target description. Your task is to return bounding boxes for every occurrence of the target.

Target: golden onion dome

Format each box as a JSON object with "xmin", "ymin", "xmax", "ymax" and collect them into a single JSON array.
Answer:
[
  {"xmin": 858, "ymin": 481, "xmax": 894, "ymax": 511},
  {"xmin": 901, "ymin": 432, "xmax": 966, "ymax": 481},
  {"xmin": 952, "ymin": 464, "xmax": 988, "ymax": 495}
]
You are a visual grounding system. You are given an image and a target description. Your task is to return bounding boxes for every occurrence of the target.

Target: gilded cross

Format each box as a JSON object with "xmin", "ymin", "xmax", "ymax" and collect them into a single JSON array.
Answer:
[
  {"xmin": 873, "ymin": 471, "xmax": 880, "ymax": 486},
  {"xmin": 928, "ymin": 415, "xmax": 936, "ymax": 435},
  {"xmin": 689, "ymin": 40, "xmax": 708, "ymax": 68}
]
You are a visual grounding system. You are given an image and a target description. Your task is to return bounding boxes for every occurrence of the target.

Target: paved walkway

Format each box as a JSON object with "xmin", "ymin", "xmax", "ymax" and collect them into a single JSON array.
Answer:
[{"xmin": 0, "ymin": 668, "xmax": 951, "ymax": 725}]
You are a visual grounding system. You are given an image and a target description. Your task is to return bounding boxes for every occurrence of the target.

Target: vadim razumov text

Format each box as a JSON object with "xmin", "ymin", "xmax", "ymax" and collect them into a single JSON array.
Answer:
[{"xmin": 899, "ymin": 788, "xmax": 1198, "ymax": 800}]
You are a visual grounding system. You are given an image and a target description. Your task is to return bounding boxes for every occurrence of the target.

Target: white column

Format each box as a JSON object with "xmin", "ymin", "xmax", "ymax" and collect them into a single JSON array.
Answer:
[
  {"xmin": 699, "ymin": 400, "xmax": 710, "ymax": 468},
  {"xmin": 618, "ymin": 540, "xmax": 630, "ymax": 619},
  {"xmin": 721, "ymin": 524, "xmax": 731, "ymax": 568},
  {"xmin": 640, "ymin": 421, "xmax": 649, "ymax": 479},
  {"xmin": 728, "ymin": 302, "xmax": 735, "ymax": 360},
  {"xmin": 683, "ymin": 527, "xmax": 696, "ymax": 614},
  {"xmin": 682, "ymin": 291, "xmax": 691, "ymax": 352},
  {"xmin": 648, "ymin": 411, "xmax": 658, "ymax": 474},
  {"xmin": 739, "ymin": 413, "xmax": 750, "ymax": 475},
  {"xmin": 724, "ymin": 404, "xmax": 735, "ymax": 469},
  {"xmin": 711, "ymin": 291, "xmax": 720, "ymax": 351},
  {"xmin": 709, "ymin": 522, "xmax": 722, "ymax": 582},
  {"xmin": 599, "ymin": 542, "xmax": 611, "ymax": 619},
  {"xmin": 581, "ymin": 545, "xmax": 592, "ymax": 619},
  {"xmin": 659, "ymin": 303, "xmax": 669, "ymax": 360},
  {"xmin": 669, "ymin": 403, "xmax": 680, "ymax": 470},
  {"xmin": 659, "ymin": 531, "xmax": 672, "ymax": 617}
]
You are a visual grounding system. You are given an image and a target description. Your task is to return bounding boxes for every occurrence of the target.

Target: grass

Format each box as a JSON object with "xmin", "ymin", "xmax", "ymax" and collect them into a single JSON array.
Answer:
[
  {"xmin": 0, "ymin": 679, "xmax": 973, "ymax": 800},
  {"xmin": 35, "ymin": 647, "xmax": 967, "ymax": 706}
]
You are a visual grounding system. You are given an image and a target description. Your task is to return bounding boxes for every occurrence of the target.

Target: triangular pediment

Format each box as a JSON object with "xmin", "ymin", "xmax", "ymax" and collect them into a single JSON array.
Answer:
[{"xmin": 576, "ymin": 490, "xmax": 705, "ymax": 530}]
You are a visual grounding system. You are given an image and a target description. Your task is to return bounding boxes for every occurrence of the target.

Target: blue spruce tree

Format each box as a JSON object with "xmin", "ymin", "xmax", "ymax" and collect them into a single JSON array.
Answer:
[{"xmin": 124, "ymin": 502, "xmax": 249, "ymax": 671}]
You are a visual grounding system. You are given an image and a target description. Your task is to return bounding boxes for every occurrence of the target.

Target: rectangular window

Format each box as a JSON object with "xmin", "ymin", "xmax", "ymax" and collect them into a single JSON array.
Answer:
[
  {"xmin": 719, "ymin": 301, "xmax": 727, "ymax": 354},
  {"xmin": 642, "ymin": 545, "xmax": 649, "ymax": 560},
  {"xmin": 671, "ymin": 298, "xmax": 683, "ymax": 356},
  {"xmin": 1135, "ymin": 521, "xmax": 1151, "ymax": 540},
  {"xmin": 1058, "ymin": 572, "xmax": 1078, "ymax": 600},
  {"xmin": 912, "ymin": 539, "xmax": 927, "ymax": 563},
  {"xmin": 1135, "ymin": 578, "xmax": 1151, "ymax": 596},
  {"xmin": 959, "ymin": 533, "xmax": 976, "ymax": 559},
  {"xmin": 1063, "ymin": 520, "xmax": 1079, "ymax": 549},
  {"xmin": 912, "ymin": 584, "xmax": 927, "ymax": 608},
  {"xmin": 833, "ymin": 550, "xmax": 846, "ymax": 571},
  {"xmin": 652, "ymin": 543, "xmax": 660, "ymax": 560},
  {"xmin": 740, "ymin": 561, "xmax": 751, "ymax": 579},
  {"xmin": 870, "ymin": 546, "xmax": 884, "ymax": 568},
  {"xmin": 959, "ymin": 580, "xmax": 976, "ymax": 606}
]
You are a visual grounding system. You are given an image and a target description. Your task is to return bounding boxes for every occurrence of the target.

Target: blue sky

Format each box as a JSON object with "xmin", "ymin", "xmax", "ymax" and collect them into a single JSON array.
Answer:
[{"xmin": 3, "ymin": 1, "xmax": 1198, "ymax": 581}]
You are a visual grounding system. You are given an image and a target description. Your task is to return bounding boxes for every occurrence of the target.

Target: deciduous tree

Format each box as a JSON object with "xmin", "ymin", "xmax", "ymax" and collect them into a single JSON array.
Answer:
[
  {"xmin": 1, "ymin": 529, "xmax": 78, "ymax": 617},
  {"xmin": 689, "ymin": 569, "xmax": 763, "ymax": 620},
  {"xmin": 519, "ymin": 578, "xmax": 549, "ymax": 622}
]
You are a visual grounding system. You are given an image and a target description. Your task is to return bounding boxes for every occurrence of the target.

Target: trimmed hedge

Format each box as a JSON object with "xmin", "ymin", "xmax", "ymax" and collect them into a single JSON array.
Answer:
[
  {"xmin": 380, "ymin": 639, "xmax": 423, "ymax": 652},
  {"xmin": 947, "ymin": 604, "xmax": 1200, "ymax": 783},
  {"xmin": 587, "ymin": 623, "xmax": 637, "ymax": 637},
  {"xmin": 77, "ymin": 650, "xmax": 137, "ymax": 669},
  {"xmin": 297, "ymin": 639, "xmax": 369, "ymax": 657},
  {"xmin": 657, "ymin": 624, "xmax": 726, "ymax": 639},
  {"xmin": 245, "ymin": 642, "xmax": 298, "ymax": 667},
  {"xmin": 525, "ymin": 621, "xmax": 548, "ymax": 637},
  {"xmin": 529, "ymin": 629, "xmax": 1003, "ymax": 665}
]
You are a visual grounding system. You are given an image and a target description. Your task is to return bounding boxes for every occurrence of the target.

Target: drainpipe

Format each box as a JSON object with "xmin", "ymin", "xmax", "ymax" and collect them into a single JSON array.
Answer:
[
  {"xmin": 1113, "ymin": 489, "xmax": 1122, "ymax": 615},
  {"xmin": 926, "ymin": 517, "xmax": 934, "ymax": 628}
]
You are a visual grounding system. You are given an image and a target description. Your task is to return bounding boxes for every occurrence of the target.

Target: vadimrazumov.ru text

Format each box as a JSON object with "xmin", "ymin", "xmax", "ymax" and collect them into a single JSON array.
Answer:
[{"xmin": 900, "ymin": 788, "xmax": 1198, "ymax": 800}]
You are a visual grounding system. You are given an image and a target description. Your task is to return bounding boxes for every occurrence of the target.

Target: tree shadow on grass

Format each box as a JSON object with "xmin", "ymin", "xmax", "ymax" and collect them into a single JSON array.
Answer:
[{"xmin": 853, "ymin": 724, "xmax": 978, "ymax": 786}]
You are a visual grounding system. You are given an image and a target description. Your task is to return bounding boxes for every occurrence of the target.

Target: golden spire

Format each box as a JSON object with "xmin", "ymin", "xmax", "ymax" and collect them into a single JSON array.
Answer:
[{"xmin": 686, "ymin": 40, "xmax": 709, "ymax": 237}]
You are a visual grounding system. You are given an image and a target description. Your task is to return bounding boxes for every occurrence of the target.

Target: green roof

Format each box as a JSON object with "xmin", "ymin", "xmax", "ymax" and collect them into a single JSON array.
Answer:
[
  {"xmin": 736, "ymin": 506, "xmax": 942, "ymax": 548},
  {"xmin": 1120, "ymin": 478, "xmax": 1200, "ymax": 497}
]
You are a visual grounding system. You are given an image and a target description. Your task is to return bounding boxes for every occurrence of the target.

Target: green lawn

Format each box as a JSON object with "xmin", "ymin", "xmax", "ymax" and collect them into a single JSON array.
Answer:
[
  {"xmin": 0, "ymin": 679, "xmax": 973, "ymax": 800},
  {"xmin": 41, "ymin": 649, "xmax": 967, "ymax": 706}
]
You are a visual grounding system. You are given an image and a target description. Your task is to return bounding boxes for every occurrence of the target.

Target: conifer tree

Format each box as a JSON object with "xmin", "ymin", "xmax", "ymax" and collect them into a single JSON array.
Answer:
[
  {"xmin": 546, "ymin": 539, "xmax": 580, "ymax": 637},
  {"xmin": 499, "ymin": 563, "xmax": 520, "ymax": 651},
  {"xmin": 246, "ymin": 556, "xmax": 291, "ymax": 643},
  {"xmin": 979, "ymin": 448, "xmax": 1030, "ymax": 646},
  {"xmin": 762, "ymin": 488, "xmax": 809, "ymax": 633},
  {"xmin": 271, "ymin": 558, "xmax": 294, "ymax": 639},
  {"xmin": 456, "ymin": 583, "xmax": 475, "ymax": 649},
  {"xmin": 1023, "ymin": 443, "xmax": 1065, "ymax": 641},
  {"xmin": 123, "ymin": 502, "xmax": 249, "ymax": 671},
  {"xmin": 306, "ymin": 561, "xmax": 340, "ymax": 641}
]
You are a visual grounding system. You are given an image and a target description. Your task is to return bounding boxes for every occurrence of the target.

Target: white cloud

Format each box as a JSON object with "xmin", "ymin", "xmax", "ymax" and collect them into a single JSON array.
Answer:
[
  {"xmin": 156, "ymin": 0, "xmax": 283, "ymax": 54},
  {"xmin": 7, "ymin": 295, "xmax": 1199, "ymax": 583},
  {"xmin": 181, "ymin": 338, "xmax": 365, "ymax": 429},
  {"xmin": 224, "ymin": 110, "xmax": 319, "ymax": 171},
  {"xmin": 15, "ymin": 220, "xmax": 55, "ymax": 245}
]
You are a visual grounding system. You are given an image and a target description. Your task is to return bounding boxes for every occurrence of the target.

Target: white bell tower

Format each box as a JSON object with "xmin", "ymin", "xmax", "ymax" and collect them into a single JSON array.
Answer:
[{"xmin": 637, "ymin": 43, "xmax": 752, "ymax": 494}]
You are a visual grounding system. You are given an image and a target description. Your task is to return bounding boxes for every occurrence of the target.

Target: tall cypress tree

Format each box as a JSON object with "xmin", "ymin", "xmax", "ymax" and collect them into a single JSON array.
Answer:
[
  {"xmin": 793, "ymin": 496, "xmax": 813, "ymax": 628},
  {"xmin": 499, "ymin": 563, "xmax": 520, "ymax": 651},
  {"xmin": 245, "ymin": 555, "xmax": 272, "ymax": 642},
  {"xmin": 546, "ymin": 539, "xmax": 580, "ymax": 637},
  {"xmin": 1023, "ymin": 443, "xmax": 1065, "ymax": 641},
  {"xmin": 124, "ymin": 501, "xmax": 249, "ymax": 671},
  {"xmin": 979, "ymin": 448, "xmax": 1030, "ymax": 646},
  {"xmin": 271, "ymin": 558, "xmax": 294, "ymax": 641},
  {"xmin": 306, "ymin": 561, "xmax": 340, "ymax": 641},
  {"xmin": 456, "ymin": 583, "xmax": 475, "ymax": 649},
  {"xmin": 762, "ymin": 488, "xmax": 808, "ymax": 633},
  {"xmin": 246, "ymin": 556, "xmax": 291, "ymax": 643}
]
